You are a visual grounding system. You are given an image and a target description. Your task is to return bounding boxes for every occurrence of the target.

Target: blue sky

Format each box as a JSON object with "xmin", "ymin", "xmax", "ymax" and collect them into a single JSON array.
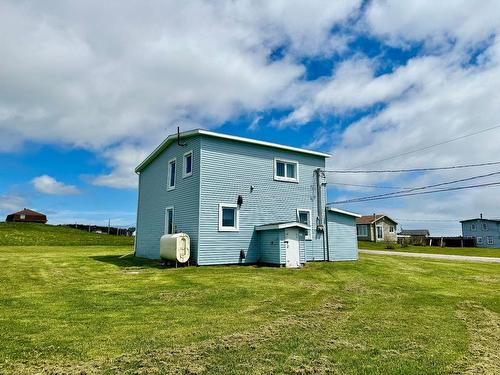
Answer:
[{"xmin": 1, "ymin": 1, "xmax": 500, "ymax": 234}]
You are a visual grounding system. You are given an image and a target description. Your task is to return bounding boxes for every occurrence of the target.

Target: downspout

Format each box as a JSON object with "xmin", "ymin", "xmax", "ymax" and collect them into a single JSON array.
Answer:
[{"xmin": 134, "ymin": 170, "xmax": 141, "ymax": 257}]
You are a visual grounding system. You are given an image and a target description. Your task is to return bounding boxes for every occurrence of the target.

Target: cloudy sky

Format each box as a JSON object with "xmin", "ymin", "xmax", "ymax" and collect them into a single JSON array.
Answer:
[{"xmin": 1, "ymin": 0, "xmax": 500, "ymax": 234}]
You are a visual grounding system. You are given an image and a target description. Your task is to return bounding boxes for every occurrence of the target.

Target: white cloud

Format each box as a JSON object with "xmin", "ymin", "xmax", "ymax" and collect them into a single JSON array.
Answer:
[
  {"xmin": 0, "ymin": 0, "xmax": 361, "ymax": 187},
  {"xmin": 0, "ymin": 194, "xmax": 27, "ymax": 215},
  {"xmin": 32, "ymin": 175, "xmax": 80, "ymax": 195}
]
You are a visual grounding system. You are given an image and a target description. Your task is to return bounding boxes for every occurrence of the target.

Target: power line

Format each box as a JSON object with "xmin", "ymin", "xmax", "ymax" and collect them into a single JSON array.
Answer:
[
  {"xmin": 328, "ymin": 181, "xmax": 500, "ymax": 205},
  {"xmin": 324, "ymin": 161, "xmax": 500, "ymax": 174},
  {"xmin": 330, "ymin": 171, "xmax": 500, "ymax": 202},
  {"xmin": 329, "ymin": 182, "xmax": 415, "ymax": 189},
  {"xmin": 349, "ymin": 123, "xmax": 500, "ymax": 169}
]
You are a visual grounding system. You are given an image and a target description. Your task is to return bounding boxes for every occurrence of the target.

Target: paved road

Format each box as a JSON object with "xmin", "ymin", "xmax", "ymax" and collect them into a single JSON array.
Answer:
[{"xmin": 359, "ymin": 249, "xmax": 500, "ymax": 263}]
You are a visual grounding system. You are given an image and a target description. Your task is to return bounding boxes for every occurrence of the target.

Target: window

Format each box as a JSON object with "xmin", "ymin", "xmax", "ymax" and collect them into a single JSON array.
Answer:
[
  {"xmin": 482, "ymin": 222, "xmax": 489, "ymax": 231},
  {"xmin": 274, "ymin": 158, "xmax": 299, "ymax": 182},
  {"xmin": 389, "ymin": 226, "xmax": 395, "ymax": 233},
  {"xmin": 297, "ymin": 209, "xmax": 312, "ymax": 240},
  {"xmin": 20, "ymin": 214, "xmax": 26, "ymax": 220},
  {"xmin": 357, "ymin": 225, "xmax": 368, "ymax": 236},
  {"xmin": 183, "ymin": 150, "xmax": 193, "ymax": 178},
  {"xmin": 477, "ymin": 236, "xmax": 483, "ymax": 245},
  {"xmin": 487, "ymin": 236, "xmax": 494, "ymax": 245},
  {"xmin": 218, "ymin": 203, "xmax": 239, "ymax": 231},
  {"xmin": 167, "ymin": 158, "xmax": 176, "ymax": 190},
  {"xmin": 470, "ymin": 224, "xmax": 477, "ymax": 231},
  {"xmin": 165, "ymin": 207, "xmax": 174, "ymax": 234}
]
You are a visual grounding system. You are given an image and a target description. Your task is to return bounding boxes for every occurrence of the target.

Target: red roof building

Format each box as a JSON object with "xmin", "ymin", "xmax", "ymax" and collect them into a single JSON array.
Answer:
[{"xmin": 5, "ymin": 208, "xmax": 47, "ymax": 224}]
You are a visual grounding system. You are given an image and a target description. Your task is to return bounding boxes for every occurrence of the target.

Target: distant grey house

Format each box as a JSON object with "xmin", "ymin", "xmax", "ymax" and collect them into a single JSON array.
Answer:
[
  {"xmin": 461, "ymin": 215, "xmax": 500, "ymax": 248},
  {"xmin": 356, "ymin": 214, "xmax": 398, "ymax": 242},
  {"xmin": 134, "ymin": 129, "xmax": 360, "ymax": 266}
]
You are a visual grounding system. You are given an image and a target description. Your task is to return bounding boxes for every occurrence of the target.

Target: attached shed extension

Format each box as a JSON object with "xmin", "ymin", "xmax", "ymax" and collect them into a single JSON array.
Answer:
[
  {"xmin": 326, "ymin": 208, "xmax": 361, "ymax": 261},
  {"xmin": 255, "ymin": 222, "xmax": 308, "ymax": 268}
]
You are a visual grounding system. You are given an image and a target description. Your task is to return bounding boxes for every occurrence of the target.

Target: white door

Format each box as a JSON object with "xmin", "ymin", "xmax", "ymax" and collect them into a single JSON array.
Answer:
[
  {"xmin": 376, "ymin": 225, "xmax": 383, "ymax": 241},
  {"xmin": 285, "ymin": 228, "xmax": 300, "ymax": 268}
]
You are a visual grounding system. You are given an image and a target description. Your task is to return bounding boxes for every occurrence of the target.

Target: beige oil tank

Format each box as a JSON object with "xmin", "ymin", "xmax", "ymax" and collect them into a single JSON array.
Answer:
[{"xmin": 160, "ymin": 233, "xmax": 190, "ymax": 263}]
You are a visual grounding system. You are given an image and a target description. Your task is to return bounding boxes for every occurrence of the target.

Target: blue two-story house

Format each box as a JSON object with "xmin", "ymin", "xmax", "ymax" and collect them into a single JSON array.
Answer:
[
  {"xmin": 461, "ymin": 215, "xmax": 500, "ymax": 248},
  {"xmin": 134, "ymin": 129, "xmax": 360, "ymax": 266}
]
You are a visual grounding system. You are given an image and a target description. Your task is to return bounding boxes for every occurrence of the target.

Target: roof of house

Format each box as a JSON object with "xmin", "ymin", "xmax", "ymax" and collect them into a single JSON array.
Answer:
[
  {"xmin": 398, "ymin": 229, "xmax": 430, "ymax": 236},
  {"xmin": 255, "ymin": 222, "xmax": 310, "ymax": 231},
  {"xmin": 356, "ymin": 214, "xmax": 397, "ymax": 225},
  {"xmin": 460, "ymin": 217, "xmax": 500, "ymax": 223},
  {"xmin": 328, "ymin": 207, "xmax": 361, "ymax": 218},
  {"xmin": 136, "ymin": 129, "xmax": 331, "ymax": 172},
  {"xmin": 10, "ymin": 208, "xmax": 46, "ymax": 217}
]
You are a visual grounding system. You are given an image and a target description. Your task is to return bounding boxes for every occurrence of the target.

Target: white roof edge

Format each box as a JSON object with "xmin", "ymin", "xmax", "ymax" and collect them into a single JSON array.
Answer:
[
  {"xmin": 255, "ymin": 222, "xmax": 310, "ymax": 231},
  {"xmin": 328, "ymin": 207, "xmax": 362, "ymax": 218},
  {"xmin": 135, "ymin": 129, "xmax": 330, "ymax": 172}
]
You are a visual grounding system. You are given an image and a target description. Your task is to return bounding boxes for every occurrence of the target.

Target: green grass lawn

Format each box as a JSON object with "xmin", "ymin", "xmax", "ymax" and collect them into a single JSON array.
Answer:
[
  {"xmin": 0, "ymin": 246, "xmax": 498, "ymax": 374},
  {"xmin": 359, "ymin": 240, "xmax": 500, "ymax": 258},
  {"xmin": 0, "ymin": 222, "xmax": 134, "ymax": 246}
]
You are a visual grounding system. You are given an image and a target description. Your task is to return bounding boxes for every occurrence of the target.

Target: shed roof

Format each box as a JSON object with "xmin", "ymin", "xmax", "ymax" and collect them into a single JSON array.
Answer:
[
  {"xmin": 255, "ymin": 222, "xmax": 310, "ymax": 231},
  {"xmin": 328, "ymin": 207, "xmax": 361, "ymax": 218},
  {"xmin": 398, "ymin": 229, "xmax": 430, "ymax": 236},
  {"xmin": 356, "ymin": 214, "xmax": 397, "ymax": 225},
  {"xmin": 136, "ymin": 129, "xmax": 331, "ymax": 172}
]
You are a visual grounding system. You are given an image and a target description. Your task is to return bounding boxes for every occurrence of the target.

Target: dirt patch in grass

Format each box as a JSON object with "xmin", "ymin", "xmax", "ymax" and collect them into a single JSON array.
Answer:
[{"xmin": 452, "ymin": 301, "xmax": 500, "ymax": 374}]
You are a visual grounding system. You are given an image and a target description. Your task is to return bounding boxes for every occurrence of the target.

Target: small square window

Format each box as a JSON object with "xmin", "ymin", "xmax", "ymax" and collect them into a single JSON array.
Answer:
[
  {"xmin": 218, "ymin": 204, "xmax": 239, "ymax": 231},
  {"xmin": 482, "ymin": 223, "xmax": 488, "ymax": 231},
  {"xmin": 470, "ymin": 224, "xmax": 477, "ymax": 231},
  {"xmin": 389, "ymin": 226, "xmax": 395, "ymax": 233},
  {"xmin": 274, "ymin": 158, "xmax": 299, "ymax": 182},
  {"xmin": 297, "ymin": 209, "xmax": 312, "ymax": 240},
  {"xmin": 167, "ymin": 158, "xmax": 176, "ymax": 190},
  {"xmin": 477, "ymin": 236, "xmax": 483, "ymax": 244},
  {"xmin": 20, "ymin": 214, "xmax": 26, "ymax": 220},
  {"xmin": 487, "ymin": 236, "xmax": 494, "ymax": 245},
  {"xmin": 183, "ymin": 151, "xmax": 193, "ymax": 178}
]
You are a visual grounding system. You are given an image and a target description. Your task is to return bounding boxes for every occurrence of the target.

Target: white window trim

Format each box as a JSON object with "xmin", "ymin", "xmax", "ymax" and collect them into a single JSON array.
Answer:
[
  {"xmin": 273, "ymin": 157, "xmax": 299, "ymax": 183},
  {"xmin": 376, "ymin": 225, "xmax": 384, "ymax": 239},
  {"xmin": 296, "ymin": 209, "xmax": 312, "ymax": 240},
  {"xmin": 486, "ymin": 236, "xmax": 494, "ymax": 245},
  {"xmin": 470, "ymin": 224, "xmax": 477, "ymax": 231},
  {"xmin": 477, "ymin": 236, "xmax": 483, "ymax": 244},
  {"xmin": 20, "ymin": 214, "xmax": 26, "ymax": 220},
  {"xmin": 482, "ymin": 223, "xmax": 488, "ymax": 231},
  {"xmin": 167, "ymin": 157, "xmax": 176, "ymax": 191},
  {"xmin": 165, "ymin": 207, "xmax": 174, "ymax": 235},
  {"xmin": 218, "ymin": 203, "xmax": 239, "ymax": 232},
  {"xmin": 183, "ymin": 150, "xmax": 193, "ymax": 178}
]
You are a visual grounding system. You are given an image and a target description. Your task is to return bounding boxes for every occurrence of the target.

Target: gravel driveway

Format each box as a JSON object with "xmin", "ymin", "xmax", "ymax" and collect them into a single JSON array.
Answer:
[{"xmin": 359, "ymin": 249, "xmax": 500, "ymax": 263}]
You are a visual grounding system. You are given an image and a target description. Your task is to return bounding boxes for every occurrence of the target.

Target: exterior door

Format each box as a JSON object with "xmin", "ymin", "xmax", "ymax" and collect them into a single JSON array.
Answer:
[
  {"xmin": 284, "ymin": 228, "xmax": 300, "ymax": 268},
  {"xmin": 376, "ymin": 225, "xmax": 383, "ymax": 241}
]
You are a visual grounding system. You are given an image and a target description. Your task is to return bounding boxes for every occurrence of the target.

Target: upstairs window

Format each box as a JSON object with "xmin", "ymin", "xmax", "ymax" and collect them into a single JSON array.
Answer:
[
  {"xmin": 167, "ymin": 158, "xmax": 176, "ymax": 190},
  {"xmin": 183, "ymin": 150, "xmax": 193, "ymax": 178},
  {"xmin": 274, "ymin": 158, "xmax": 299, "ymax": 182},
  {"xmin": 482, "ymin": 222, "xmax": 489, "ymax": 231},
  {"xmin": 165, "ymin": 207, "xmax": 174, "ymax": 234},
  {"xmin": 470, "ymin": 224, "xmax": 477, "ymax": 231},
  {"xmin": 218, "ymin": 203, "xmax": 239, "ymax": 232},
  {"xmin": 297, "ymin": 209, "xmax": 312, "ymax": 240}
]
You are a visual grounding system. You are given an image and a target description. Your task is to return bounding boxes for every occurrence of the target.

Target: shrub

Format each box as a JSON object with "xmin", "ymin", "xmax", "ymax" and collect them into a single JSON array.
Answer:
[{"xmin": 384, "ymin": 241, "xmax": 395, "ymax": 250}]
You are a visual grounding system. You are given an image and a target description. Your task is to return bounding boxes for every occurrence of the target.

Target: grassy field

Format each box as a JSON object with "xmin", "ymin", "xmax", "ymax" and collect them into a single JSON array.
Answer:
[
  {"xmin": 359, "ymin": 240, "xmax": 500, "ymax": 258},
  {"xmin": 0, "ymin": 222, "xmax": 134, "ymax": 246},
  {"xmin": 0, "ymin": 245, "xmax": 498, "ymax": 374}
]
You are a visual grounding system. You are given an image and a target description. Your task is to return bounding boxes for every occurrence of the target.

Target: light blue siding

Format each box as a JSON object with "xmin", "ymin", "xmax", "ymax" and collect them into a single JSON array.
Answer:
[
  {"xmin": 198, "ymin": 135, "xmax": 325, "ymax": 265},
  {"xmin": 327, "ymin": 211, "xmax": 358, "ymax": 261},
  {"xmin": 135, "ymin": 137, "xmax": 201, "ymax": 259},
  {"xmin": 258, "ymin": 229, "xmax": 281, "ymax": 264},
  {"xmin": 462, "ymin": 219, "xmax": 500, "ymax": 248}
]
